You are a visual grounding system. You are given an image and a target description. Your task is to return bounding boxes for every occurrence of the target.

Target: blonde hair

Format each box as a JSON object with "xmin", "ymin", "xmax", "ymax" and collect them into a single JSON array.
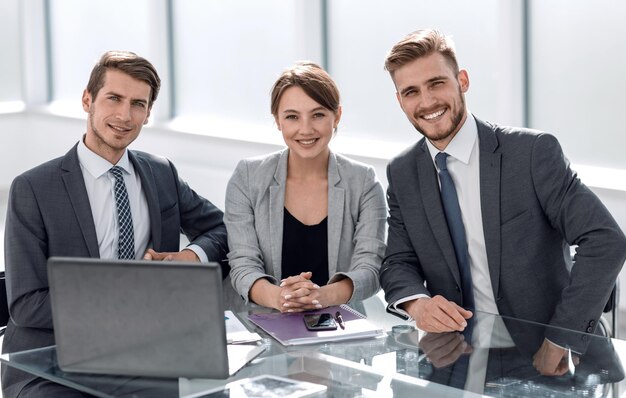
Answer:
[{"xmin": 385, "ymin": 29, "xmax": 459, "ymax": 76}]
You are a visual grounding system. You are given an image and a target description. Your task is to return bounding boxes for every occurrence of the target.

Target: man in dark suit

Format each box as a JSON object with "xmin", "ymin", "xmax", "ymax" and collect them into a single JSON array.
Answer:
[
  {"xmin": 379, "ymin": 29, "xmax": 626, "ymax": 378},
  {"xmin": 2, "ymin": 51, "xmax": 228, "ymax": 397}
]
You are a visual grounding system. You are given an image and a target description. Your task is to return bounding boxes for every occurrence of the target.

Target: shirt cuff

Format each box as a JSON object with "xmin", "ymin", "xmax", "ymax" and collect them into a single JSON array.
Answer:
[
  {"xmin": 185, "ymin": 244, "xmax": 208, "ymax": 263},
  {"xmin": 391, "ymin": 294, "xmax": 430, "ymax": 321}
]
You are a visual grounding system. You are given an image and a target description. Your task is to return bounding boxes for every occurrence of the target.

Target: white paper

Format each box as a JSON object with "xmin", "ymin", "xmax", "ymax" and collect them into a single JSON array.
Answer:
[{"xmin": 225, "ymin": 310, "xmax": 262, "ymax": 344}]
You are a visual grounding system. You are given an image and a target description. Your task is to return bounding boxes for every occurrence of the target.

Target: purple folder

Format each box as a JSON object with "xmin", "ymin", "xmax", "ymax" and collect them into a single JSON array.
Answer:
[{"xmin": 247, "ymin": 305, "xmax": 384, "ymax": 346}]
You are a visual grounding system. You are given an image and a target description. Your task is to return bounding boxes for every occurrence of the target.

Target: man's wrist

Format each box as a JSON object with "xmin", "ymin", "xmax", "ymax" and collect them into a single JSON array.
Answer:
[
  {"xmin": 184, "ymin": 244, "xmax": 206, "ymax": 262},
  {"xmin": 402, "ymin": 298, "xmax": 422, "ymax": 318},
  {"xmin": 391, "ymin": 294, "xmax": 430, "ymax": 321}
]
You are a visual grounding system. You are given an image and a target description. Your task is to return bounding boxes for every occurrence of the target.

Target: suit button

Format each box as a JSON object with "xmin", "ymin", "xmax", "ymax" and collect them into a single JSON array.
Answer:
[
  {"xmin": 582, "ymin": 335, "xmax": 589, "ymax": 341},
  {"xmin": 589, "ymin": 320, "xmax": 595, "ymax": 327},
  {"xmin": 586, "ymin": 326, "xmax": 594, "ymax": 333}
]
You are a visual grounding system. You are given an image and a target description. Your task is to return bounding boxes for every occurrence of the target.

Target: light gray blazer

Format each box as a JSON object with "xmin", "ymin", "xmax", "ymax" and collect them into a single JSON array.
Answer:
[{"xmin": 225, "ymin": 149, "xmax": 387, "ymax": 303}]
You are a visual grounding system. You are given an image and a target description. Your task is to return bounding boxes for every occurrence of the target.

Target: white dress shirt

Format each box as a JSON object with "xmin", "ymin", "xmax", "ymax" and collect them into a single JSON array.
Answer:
[
  {"xmin": 77, "ymin": 138, "xmax": 207, "ymax": 262},
  {"xmin": 393, "ymin": 113, "xmax": 513, "ymax": 348},
  {"xmin": 426, "ymin": 113, "xmax": 496, "ymax": 317},
  {"xmin": 77, "ymin": 138, "xmax": 151, "ymax": 259}
]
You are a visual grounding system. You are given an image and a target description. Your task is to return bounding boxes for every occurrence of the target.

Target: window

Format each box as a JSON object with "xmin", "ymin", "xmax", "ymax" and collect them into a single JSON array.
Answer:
[
  {"xmin": 0, "ymin": 0, "xmax": 23, "ymax": 105},
  {"xmin": 528, "ymin": 0, "xmax": 626, "ymax": 169},
  {"xmin": 326, "ymin": 0, "xmax": 524, "ymax": 156},
  {"xmin": 47, "ymin": 0, "xmax": 159, "ymax": 116},
  {"xmin": 170, "ymin": 0, "xmax": 323, "ymax": 143}
]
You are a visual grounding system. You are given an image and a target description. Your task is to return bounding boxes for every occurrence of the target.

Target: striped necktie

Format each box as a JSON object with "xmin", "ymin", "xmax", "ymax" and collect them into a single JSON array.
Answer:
[{"xmin": 110, "ymin": 166, "xmax": 135, "ymax": 260}]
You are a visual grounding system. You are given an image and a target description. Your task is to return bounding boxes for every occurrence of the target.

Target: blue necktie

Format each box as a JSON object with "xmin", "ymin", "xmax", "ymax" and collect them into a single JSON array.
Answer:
[
  {"xmin": 110, "ymin": 166, "xmax": 135, "ymax": 260},
  {"xmin": 435, "ymin": 152, "xmax": 474, "ymax": 310}
]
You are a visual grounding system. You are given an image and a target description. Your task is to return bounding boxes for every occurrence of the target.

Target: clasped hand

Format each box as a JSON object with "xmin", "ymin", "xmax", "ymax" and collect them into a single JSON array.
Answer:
[{"xmin": 278, "ymin": 271, "xmax": 323, "ymax": 313}]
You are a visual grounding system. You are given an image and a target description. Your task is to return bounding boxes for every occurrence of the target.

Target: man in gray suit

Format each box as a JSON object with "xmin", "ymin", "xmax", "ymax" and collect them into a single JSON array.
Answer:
[
  {"xmin": 380, "ymin": 29, "xmax": 626, "ymax": 377},
  {"xmin": 2, "ymin": 51, "xmax": 228, "ymax": 397}
]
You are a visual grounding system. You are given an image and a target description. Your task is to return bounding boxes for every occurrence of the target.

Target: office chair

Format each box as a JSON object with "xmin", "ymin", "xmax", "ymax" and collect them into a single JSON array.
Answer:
[
  {"xmin": 570, "ymin": 247, "xmax": 620, "ymax": 339},
  {"xmin": 598, "ymin": 283, "xmax": 621, "ymax": 398},
  {"xmin": 0, "ymin": 271, "xmax": 9, "ymax": 336},
  {"xmin": 598, "ymin": 281, "xmax": 619, "ymax": 339}
]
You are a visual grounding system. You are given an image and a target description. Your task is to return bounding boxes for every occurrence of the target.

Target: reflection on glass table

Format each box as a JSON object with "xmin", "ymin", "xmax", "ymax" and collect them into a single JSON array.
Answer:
[
  {"xmin": 1, "ymin": 346, "xmax": 478, "ymax": 398},
  {"xmin": 311, "ymin": 310, "xmax": 625, "ymax": 398},
  {"xmin": 1, "ymin": 305, "xmax": 625, "ymax": 397}
]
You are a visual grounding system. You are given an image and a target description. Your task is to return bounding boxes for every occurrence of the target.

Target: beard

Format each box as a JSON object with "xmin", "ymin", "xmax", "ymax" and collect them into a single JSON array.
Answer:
[
  {"xmin": 411, "ymin": 89, "xmax": 466, "ymax": 144},
  {"xmin": 88, "ymin": 105, "xmax": 134, "ymax": 152},
  {"xmin": 88, "ymin": 106, "xmax": 102, "ymax": 142}
]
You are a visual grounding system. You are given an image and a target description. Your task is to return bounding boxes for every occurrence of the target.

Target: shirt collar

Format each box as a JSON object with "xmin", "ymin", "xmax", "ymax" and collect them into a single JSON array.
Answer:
[
  {"xmin": 426, "ymin": 112, "xmax": 477, "ymax": 165},
  {"xmin": 77, "ymin": 136, "xmax": 132, "ymax": 178}
]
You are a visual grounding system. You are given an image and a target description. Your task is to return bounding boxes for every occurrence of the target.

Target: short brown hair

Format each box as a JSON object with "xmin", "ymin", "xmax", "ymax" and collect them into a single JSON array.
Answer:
[
  {"xmin": 384, "ymin": 29, "xmax": 459, "ymax": 76},
  {"xmin": 270, "ymin": 61, "xmax": 340, "ymax": 117},
  {"xmin": 86, "ymin": 50, "xmax": 161, "ymax": 107}
]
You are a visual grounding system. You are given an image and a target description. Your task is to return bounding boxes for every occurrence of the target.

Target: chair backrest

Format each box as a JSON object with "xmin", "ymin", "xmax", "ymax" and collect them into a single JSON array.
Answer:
[
  {"xmin": 0, "ymin": 271, "xmax": 9, "ymax": 333},
  {"xmin": 571, "ymin": 249, "xmax": 617, "ymax": 314},
  {"xmin": 604, "ymin": 283, "xmax": 617, "ymax": 313}
]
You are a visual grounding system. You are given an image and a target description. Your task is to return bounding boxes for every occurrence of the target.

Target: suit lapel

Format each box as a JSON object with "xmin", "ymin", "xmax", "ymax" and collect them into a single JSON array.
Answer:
[
  {"xmin": 61, "ymin": 145, "xmax": 100, "ymax": 258},
  {"xmin": 416, "ymin": 141, "xmax": 461, "ymax": 284},
  {"xmin": 477, "ymin": 119, "xmax": 502, "ymax": 297},
  {"xmin": 327, "ymin": 153, "xmax": 344, "ymax": 276},
  {"xmin": 130, "ymin": 151, "xmax": 162, "ymax": 250},
  {"xmin": 269, "ymin": 150, "xmax": 288, "ymax": 278}
]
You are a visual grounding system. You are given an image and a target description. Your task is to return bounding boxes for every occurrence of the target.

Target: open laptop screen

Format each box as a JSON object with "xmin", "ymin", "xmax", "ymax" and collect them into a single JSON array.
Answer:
[{"xmin": 48, "ymin": 257, "xmax": 229, "ymax": 379}]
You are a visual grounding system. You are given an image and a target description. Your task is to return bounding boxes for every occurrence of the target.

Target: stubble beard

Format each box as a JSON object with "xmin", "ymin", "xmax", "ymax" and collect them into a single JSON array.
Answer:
[
  {"xmin": 412, "ymin": 89, "xmax": 466, "ymax": 145},
  {"xmin": 88, "ymin": 106, "xmax": 130, "ymax": 153}
]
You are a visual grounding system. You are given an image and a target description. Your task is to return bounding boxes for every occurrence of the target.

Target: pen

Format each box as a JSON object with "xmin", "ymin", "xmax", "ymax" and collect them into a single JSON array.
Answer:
[{"xmin": 335, "ymin": 311, "xmax": 345, "ymax": 330}]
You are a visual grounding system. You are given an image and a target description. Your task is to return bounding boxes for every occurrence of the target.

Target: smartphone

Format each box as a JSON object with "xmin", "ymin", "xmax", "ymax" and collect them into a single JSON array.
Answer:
[{"xmin": 303, "ymin": 313, "xmax": 338, "ymax": 331}]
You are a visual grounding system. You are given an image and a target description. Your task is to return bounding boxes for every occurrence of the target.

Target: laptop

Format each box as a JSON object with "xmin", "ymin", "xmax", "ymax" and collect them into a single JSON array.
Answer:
[{"xmin": 48, "ymin": 257, "xmax": 231, "ymax": 379}]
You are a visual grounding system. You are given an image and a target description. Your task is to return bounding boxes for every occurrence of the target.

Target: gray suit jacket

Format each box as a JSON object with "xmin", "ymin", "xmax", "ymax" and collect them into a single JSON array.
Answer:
[
  {"xmin": 380, "ymin": 117, "xmax": 626, "ymax": 352},
  {"xmin": 225, "ymin": 149, "xmax": 387, "ymax": 303},
  {"xmin": 2, "ymin": 144, "xmax": 228, "ymax": 397}
]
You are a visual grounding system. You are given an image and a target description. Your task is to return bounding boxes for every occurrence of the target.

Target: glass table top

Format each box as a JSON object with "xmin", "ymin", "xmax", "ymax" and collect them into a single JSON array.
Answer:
[{"xmin": 2, "ymin": 295, "xmax": 625, "ymax": 397}]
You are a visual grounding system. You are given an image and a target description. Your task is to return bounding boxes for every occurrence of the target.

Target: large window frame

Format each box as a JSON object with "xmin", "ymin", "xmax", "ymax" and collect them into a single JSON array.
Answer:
[{"xmin": 5, "ymin": 0, "xmax": 625, "ymax": 191}]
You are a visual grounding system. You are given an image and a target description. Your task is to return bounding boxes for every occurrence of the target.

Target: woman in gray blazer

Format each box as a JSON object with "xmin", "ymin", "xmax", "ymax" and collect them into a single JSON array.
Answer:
[{"xmin": 225, "ymin": 62, "xmax": 387, "ymax": 312}]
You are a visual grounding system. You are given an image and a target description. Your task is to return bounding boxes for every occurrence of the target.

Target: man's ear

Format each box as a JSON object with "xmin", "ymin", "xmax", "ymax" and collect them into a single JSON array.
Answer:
[
  {"xmin": 458, "ymin": 69, "xmax": 470, "ymax": 93},
  {"xmin": 143, "ymin": 107, "xmax": 152, "ymax": 125},
  {"xmin": 82, "ymin": 89, "xmax": 92, "ymax": 112},
  {"xmin": 395, "ymin": 91, "xmax": 402, "ymax": 107}
]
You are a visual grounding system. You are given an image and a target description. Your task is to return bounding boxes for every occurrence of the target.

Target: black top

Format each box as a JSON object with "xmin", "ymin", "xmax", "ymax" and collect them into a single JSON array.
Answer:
[{"xmin": 281, "ymin": 207, "xmax": 329, "ymax": 287}]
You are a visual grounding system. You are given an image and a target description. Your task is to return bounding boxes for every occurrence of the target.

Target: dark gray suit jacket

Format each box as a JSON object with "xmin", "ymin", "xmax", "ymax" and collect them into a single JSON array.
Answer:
[
  {"xmin": 380, "ymin": 117, "xmax": 626, "ymax": 352},
  {"xmin": 2, "ymin": 144, "xmax": 228, "ymax": 397}
]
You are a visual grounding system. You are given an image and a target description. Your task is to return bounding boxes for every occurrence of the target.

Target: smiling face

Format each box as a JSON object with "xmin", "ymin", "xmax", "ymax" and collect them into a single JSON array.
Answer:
[
  {"xmin": 392, "ymin": 52, "xmax": 469, "ymax": 150},
  {"xmin": 82, "ymin": 69, "xmax": 152, "ymax": 164},
  {"xmin": 275, "ymin": 86, "xmax": 341, "ymax": 162}
]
